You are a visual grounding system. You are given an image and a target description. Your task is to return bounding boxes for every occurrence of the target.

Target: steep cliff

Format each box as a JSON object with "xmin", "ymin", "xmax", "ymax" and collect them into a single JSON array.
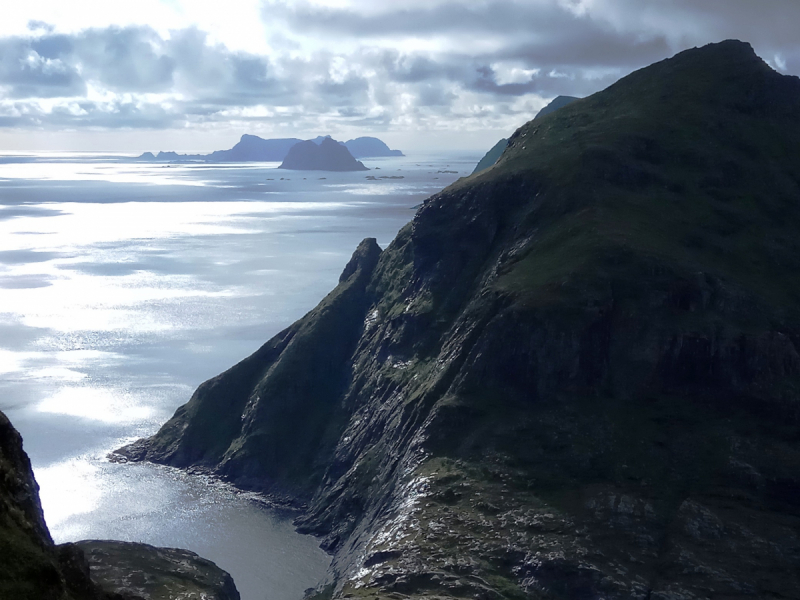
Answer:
[
  {"xmin": 0, "ymin": 409, "xmax": 76, "ymax": 600},
  {"xmin": 120, "ymin": 41, "xmax": 800, "ymax": 599}
]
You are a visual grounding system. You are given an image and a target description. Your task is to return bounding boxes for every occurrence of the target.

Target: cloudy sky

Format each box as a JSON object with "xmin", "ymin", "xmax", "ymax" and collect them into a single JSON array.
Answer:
[{"xmin": 1, "ymin": 0, "xmax": 798, "ymax": 153}]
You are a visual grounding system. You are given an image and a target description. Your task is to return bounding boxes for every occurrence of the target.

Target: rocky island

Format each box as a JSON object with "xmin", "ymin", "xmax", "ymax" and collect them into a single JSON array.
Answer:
[
  {"xmin": 0, "ymin": 409, "xmax": 239, "ymax": 599},
  {"xmin": 279, "ymin": 136, "xmax": 369, "ymax": 171},
  {"xmin": 119, "ymin": 40, "xmax": 800, "ymax": 599},
  {"xmin": 136, "ymin": 135, "xmax": 400, "ymax": 164},
  {"xmin": 342, "ymin": 137, "xmax": 403, "ymax": 158}
]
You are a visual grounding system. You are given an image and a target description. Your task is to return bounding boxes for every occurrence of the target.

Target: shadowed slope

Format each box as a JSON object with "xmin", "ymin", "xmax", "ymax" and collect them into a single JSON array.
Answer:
[{"xmin": 121, "ymin": 41, "xmax": 800, "ymax": 599}]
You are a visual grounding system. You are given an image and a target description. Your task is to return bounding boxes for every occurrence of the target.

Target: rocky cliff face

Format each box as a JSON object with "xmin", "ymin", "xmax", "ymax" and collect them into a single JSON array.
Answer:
[
  {"xmin": 120, "ymin": 40, "xmax": 800, "ymax": 599},
  {"xmin": 0, "ymin": 409, "xmax": 240, "ymax": 600}
]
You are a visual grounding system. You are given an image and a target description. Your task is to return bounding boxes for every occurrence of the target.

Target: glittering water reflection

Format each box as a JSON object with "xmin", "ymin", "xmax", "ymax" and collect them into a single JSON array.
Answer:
[{"xmin": 0, "ymin": 152, "xmax": 479, "ymax": 600}]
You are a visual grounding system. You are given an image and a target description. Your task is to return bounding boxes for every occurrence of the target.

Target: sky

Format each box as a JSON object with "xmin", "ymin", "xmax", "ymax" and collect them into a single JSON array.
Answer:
[{"xmin": 0, "ymin": 0, "xmax": 799, "ymax": 154}]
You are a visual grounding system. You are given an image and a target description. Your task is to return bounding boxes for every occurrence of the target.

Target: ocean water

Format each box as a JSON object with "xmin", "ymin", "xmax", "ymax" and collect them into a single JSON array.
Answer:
[{"xmin": 0, "ymin": 152, "xmax": 478, "ymax": 600}]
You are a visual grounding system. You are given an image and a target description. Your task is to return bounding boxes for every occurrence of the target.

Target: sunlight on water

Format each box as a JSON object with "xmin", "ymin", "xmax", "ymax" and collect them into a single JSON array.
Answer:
[
  {"xmin": 37, "ymin": 458, "xmax": 105, "ymax": 527},
  {"xmin": 37, "ymin": 386, "xmax": 155, "ymax": 423},
  {"xmin": 0, "ymin": 152, "xmax": 480, "ymax": 600},
  {"xmin": 0, "ymin": 161, "xmax": 208, "ymax": 186}
]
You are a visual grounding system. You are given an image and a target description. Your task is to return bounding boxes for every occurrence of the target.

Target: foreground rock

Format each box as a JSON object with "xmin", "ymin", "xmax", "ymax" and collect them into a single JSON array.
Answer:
[
  {"xmin": 120, "ymin": 41, "xmax": 800, "ymax": 599},
  {"xmin": 0, "ymin": 409, "xmax": 82, "ymax": 600},
  {"xmin": 0, "ymin": 408, "xmax": 239, "ymax": 599},
  {"xmin": 76, "ymin": 541, "xmax": 239, "ymax": 600}
]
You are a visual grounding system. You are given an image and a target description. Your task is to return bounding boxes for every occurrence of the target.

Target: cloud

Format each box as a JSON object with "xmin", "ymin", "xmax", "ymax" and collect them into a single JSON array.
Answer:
[{"xmin": 1, "ymin": 0, "xmax": 800, "ymax": 146}]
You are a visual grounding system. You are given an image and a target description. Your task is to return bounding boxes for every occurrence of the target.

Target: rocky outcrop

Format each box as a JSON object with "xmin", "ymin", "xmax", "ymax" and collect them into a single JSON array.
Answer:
[
  {"xmin": 0, "ymin": 409, "xmax": 240, "ymax": 600},
  {"xmin": 120, "ymin": 41, "xmax": 800, "ymax": 599},
  {"xmin": 1, "ymin": 411, "xmax": 61, "ymax": 599},
  {"xmin": 76, "ymin": 541, "xmax": 239, "ymax": 600},
  {"xmin": 279, "ymin": 137, "xmax": 369, "ymax": 171}
]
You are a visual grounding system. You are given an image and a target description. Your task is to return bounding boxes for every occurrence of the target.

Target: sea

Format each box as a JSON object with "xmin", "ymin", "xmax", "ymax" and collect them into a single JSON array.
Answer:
[{"xmin": 0, "ymin": 151, "xmax": 479, "ymax": 600}]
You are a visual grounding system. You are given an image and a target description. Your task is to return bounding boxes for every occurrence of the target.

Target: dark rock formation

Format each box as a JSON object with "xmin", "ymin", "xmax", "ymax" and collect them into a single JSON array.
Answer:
[
  {"xmin": 120, "ymin": 41, "xmax": 800, "ymax": 599},
  {"xmin": 471, "ymin": 138, "xmax": 508, "ymax": 174},
  {"xmin": 76, "ymin": 541, "xmax": 239, "ymax": 600},
  {"xmin": 0, "ymin": 409, "xmax": 77, "ymax": 600},
  {"xmin": 279, "ymin": 137, "xmax": 368, "ymax": 171},
  {"xmin": 0, "ymin": 409, "xmax": 240, "ymax": 600}
]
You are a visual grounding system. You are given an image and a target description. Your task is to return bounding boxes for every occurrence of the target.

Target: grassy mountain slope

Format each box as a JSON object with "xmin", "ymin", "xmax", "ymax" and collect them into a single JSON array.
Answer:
[{"xmin": 121, "ymin": 41, "xmax": 800, "ymax": 599}]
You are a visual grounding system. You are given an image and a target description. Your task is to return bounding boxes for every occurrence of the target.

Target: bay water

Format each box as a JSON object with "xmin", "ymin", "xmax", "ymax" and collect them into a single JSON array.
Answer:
[{"xmin": 0, "ymin": 152, "xmax": 478, "ymax": 600}]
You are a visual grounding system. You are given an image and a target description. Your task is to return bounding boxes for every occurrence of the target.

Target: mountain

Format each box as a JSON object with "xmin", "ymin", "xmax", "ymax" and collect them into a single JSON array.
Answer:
[
  {"xmin": 119, "ymin": 41, "xmax": 800, "ymax": 600},
  {"xmin": 310, "ymin": 136, "xmax": 403, "ymax": 157},
  {"xmin": 279, "ymin": 137, "xmax": 369, "ymax": 171},
  {"xmin": 205, "ymin": 135, "xmax": 303, "ymax": 162},
  {"xmin": 0, "ymin": 409, "xmax": 239, "ymax": 599},
  {"xmin": 471, "ymin": 138, "xmax": 508, "ymax": 174},
  {"xmin": 533, "ymin": 94, "xmax": 580, "ymax": 120},
  {"xmin": 344, "ymin": 137, "xmax": 404, "ymax": 158},
  {"xmin": 136, "ymin": 135, "xmax": 402, "ymax": 163}
]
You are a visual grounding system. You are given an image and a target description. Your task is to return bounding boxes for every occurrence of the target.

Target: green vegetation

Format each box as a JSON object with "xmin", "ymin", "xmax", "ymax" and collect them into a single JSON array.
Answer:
[{"xmin": 122, "ymin": 41, "xmax": 800, "ymax": 599}]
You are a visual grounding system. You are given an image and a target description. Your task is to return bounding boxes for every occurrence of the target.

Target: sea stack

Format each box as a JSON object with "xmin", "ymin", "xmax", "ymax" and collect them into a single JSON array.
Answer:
[{"xmin": 279, "ymin": 137, "xmax": 369, "ymax": 171}]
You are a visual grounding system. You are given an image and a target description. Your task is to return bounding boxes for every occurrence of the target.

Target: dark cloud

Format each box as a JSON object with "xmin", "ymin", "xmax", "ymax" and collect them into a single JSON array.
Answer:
[
  {"xmin": 0, "ymin": 37, "xmax": 86, "ymax": 98},
  {"xmin": 1, "ymin": 1, "xmax": 800, "ymax": 137}
]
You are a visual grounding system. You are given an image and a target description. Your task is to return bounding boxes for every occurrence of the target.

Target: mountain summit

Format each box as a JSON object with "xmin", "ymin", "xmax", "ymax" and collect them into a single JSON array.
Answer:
[{"xmin": 120, "ymin": 41, "xmax": 800, "ymax": 599}]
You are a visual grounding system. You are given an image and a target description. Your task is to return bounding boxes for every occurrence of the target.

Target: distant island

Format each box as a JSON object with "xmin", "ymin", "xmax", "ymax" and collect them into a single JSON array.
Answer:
[
  {"xmin": 340, "ymin": 136, "xmax": 403, "ymax": 158},
  {"xmin": 279, "ymin": 136, "xmax": 368, "ymax": 171},
  {"xmin": 136, "ymin": 134, "xmax": 403, "ymax": 164}
]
